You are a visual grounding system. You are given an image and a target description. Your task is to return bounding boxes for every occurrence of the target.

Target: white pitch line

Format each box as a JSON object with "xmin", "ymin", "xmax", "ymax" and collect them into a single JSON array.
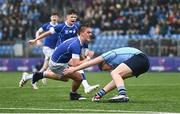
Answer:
[
  {"xmin": 0, "ymin": 107, "xmax": 179, "ymax": 114},
  {"xmin": 1, "ymin": 83, "xmax": 180, "ymax": 89},
  {"xmin": 0, "ymin": 86, "xmax": 68, "ymax": 89}
]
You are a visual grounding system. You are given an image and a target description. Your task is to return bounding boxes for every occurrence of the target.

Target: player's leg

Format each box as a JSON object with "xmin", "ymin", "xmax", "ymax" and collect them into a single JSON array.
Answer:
[
  {"xmin": 40, "ymin": 58, "xmax": 49, "ymax": 85},
  {"xmin": 108, "ymin": 63, "xmax": 132, "ymax": 102},
  {"xmin": 66, "ymin": 71, "xmax": 86, "ymax": 100},
  {"xmin": 31, "ymin": 68, "xmax": 86, "ymax": 100},
  {"xmin": 19, "ymin": 68, "xmax": 47, "ymax": 89},
  {"xmin": 92, "ymin": 80, "xmax": 116, "ymax": 101},
  {"xmin": 19, "ymin": 72, "xmax": 41, "ymax": 89},
  {"xmin": 78, "ymin": 70, "xmax": 99, "ymax": 94},
  {"xmin": 40, "ymin": 46, "xmax": 54, "ymax": 85},
  {"xmin": 109, "ymin": 54, "xmax": 149, "ymax": 102},
  {"xmin": 32, "ymin": 69, "xmax": 69, "ymax": 84},
  {"xmin": 19, "ymin": 72, "xmax": 33, "ymax": 87}
]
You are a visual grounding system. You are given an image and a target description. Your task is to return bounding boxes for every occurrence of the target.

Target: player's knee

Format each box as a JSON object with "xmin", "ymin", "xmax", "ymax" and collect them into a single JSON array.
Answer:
[
  {"xmin": 75, "ymin": 75, "xmax": 83, "ymax": 82},
  {"xmin": 111, "ymin": 70, "xmax": 123, "ymax": 77},
  {"xmin": 61, "ymin": 78, "xmax": 69, "ymax": 82}
]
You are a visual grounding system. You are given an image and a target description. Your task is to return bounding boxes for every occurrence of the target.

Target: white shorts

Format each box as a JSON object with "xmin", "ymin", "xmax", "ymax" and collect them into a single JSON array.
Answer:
[
  {"xmin": 42, "ymin": 46, "xmax": 54, "ymax": 60},
  {"xmin": 49, "ymin": 60, "xmax": 69, "ymax": 76}
]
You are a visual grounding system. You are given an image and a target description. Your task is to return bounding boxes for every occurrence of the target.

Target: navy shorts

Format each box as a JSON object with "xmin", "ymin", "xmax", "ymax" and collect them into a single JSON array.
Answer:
[{"xmin": 123, "ymin": 53, "xmax": 150, "ymax": 77}]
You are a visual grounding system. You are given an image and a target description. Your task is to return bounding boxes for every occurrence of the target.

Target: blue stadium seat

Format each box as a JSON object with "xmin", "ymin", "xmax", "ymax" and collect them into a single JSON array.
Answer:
[
  {"xmin": 0, "ymin": 45, "xmax": 14, "ymax": 57},
  {"xmin": 32, "ymin": 47, "xmax": 43, "ymax": 55},
  {"xmin": 89, "ymin": 34, "xmax": 129, "ymax": 54}
]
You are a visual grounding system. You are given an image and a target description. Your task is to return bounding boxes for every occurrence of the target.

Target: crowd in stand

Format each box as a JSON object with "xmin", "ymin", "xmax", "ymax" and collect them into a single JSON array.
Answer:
[
  {"xmin": 0, "ymin": 0, "xmax": 179, "ymax": 42},
  {"xmin": 0, "ymin": 0, "xmax": 47, "ymax": 41},
  {"xmin": 0, "ymin": 0, "xmax": 179, "ymax": 56},
  {"xmin": 0, "ymin": 0, "xmax": 73, "ymax": 42},
  {"xmin": 84, "ymin": 0, "xmax": 179, "ymax": 35}
]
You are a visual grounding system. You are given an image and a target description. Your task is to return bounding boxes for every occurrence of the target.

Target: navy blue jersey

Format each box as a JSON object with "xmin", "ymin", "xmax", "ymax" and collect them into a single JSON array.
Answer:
[
  {"xmin": 51, "ymin": 36, "xmax": 84, "ymax": 63},
  {"xmin": 53, "ymin": 21, "xmax": 80, "ymax": 46},
  {"xmin": 41, "ymin": 22, "xmax": 59, "ymax": 49}
]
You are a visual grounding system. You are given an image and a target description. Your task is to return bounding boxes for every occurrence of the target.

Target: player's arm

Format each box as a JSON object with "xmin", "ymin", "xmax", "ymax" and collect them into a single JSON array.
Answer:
[
  {"xmin": 28, "ymin": 23, "xmax": 54, "ymax": 45},
  {"xmin": 35, "ymin": 27, "xmax": 44, "ymax": 37},
  {"xmin": 68, "ymin": 43, "xmax": 91, "ymax": 66},
  {"xmin": 70, "ymin": 54, "xmax": 90, "ymax": 67},
  {"xmin": 28, "ymin": 23, "xmax": 62, "ymax": 45},
  {"xmin": 28, "ymin": 31, "xmax": 52, "ymax": 45},
  {"xmin": 85, "ymin": 50, "xmax": 94, "ymax": 59},
  {"xmin": 35, "ymin": 27, "xmax": 44, "ymax": 46},
  {"xmin": 64, "ymin": 56, "xmax": 104, "ymax": 75}
]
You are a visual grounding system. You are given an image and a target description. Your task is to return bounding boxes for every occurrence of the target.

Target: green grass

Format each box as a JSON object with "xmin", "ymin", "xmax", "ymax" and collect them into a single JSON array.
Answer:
[{"xmin": 0, "ymin": 72, "xmax": 180, "ymax": 113}]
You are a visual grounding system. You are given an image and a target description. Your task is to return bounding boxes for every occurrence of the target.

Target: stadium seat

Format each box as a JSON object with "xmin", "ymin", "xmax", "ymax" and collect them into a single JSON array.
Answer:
[
  {"xmin": 0, "ymin": 45, "xmax": 14, "ymax": 57},
  {"xmin": 32, "ymin": 47, "xmax": 43, "ymax": 56}
]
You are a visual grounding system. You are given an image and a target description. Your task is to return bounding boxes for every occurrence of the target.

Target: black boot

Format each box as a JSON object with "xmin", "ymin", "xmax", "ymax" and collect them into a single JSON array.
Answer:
[{"xmin": 69, "ymin": 92, "xmax": 86, "ymax": 100}]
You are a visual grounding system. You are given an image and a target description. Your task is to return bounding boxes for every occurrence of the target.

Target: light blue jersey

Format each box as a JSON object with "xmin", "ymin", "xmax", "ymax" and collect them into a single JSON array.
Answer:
[{"xmin": 101, "ymin": 47, "xmax": 143, "ymax": 68}]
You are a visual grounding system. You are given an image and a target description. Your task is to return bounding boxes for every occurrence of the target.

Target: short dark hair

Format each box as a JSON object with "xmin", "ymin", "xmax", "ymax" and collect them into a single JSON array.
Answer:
[
  {"xmin": 51, "ymin": 12, "xmax": 59, "ymax": 16},
  {"xmin": 77, "ymin": 23, "xmax": 91, "ymax": 35},
  {"xmin": 67, "ymin": 9, "xmax": 78, "ymax": 15}
]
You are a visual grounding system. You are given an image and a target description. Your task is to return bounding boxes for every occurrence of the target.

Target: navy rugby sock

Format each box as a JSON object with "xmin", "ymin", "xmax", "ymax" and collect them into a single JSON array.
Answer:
[
  {"xmin": 117, "ymin": 86, "xmax": 126, "ymax": 95},
  {"xmin": 32, "ymin": 72, "xmax": 44, "ymax": 84},
  {"xmin": 81, "ymin": 73, "xmax": 86, "ymax": 80},
  {"xmin": 96, "ymin": 89, "xmax": 106, "ymax": 97}
]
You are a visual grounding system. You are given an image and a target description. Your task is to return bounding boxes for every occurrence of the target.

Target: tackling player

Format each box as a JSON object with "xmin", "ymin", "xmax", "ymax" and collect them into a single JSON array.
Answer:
[{"xmin": 64, "ymin": 47, "xmax": 150, "ymax": 102}]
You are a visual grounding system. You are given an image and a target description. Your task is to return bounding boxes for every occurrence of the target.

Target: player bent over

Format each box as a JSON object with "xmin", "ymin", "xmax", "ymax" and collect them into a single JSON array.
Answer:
[{"xmin": 64, "ymin": 47, "xmax": 150, "ymax": 102}]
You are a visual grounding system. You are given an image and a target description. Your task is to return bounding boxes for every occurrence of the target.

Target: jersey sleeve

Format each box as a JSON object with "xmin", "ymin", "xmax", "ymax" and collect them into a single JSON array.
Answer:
[
  {"xmin": 36, "ymin": 26, "xmax": 44, "ymax": 32},
  {"xmin": 81, "ymin": 43, "xmax": 89, "ymax": 56},
  {"xmin": 41, "ymin": 23, "xmax": 48, "ymax": 31},
  {"xmin": 70, "ymin": 42, "xmax": 81, "ymax": 59},
  {"xmin": 75, "ymin": 21, "xmax": 81, "ymax": 28},
  {"xmin": 83, "ymin": 43, "xmax": 88, "ymax": 48},
  {"xmin": 54, "ymin": 23, "xmax": 63, "ymax": 33}
]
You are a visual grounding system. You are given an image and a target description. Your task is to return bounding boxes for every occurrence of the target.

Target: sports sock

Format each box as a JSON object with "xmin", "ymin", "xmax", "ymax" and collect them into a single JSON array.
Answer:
[
  {"xmin": 25, "ymin": 74, "xmax": 33, "ymax": 80},
  {"xmin": 117, "ymin": 86, "xmax": 126, "ymax": 95},
  {"xmin": 32, "ymin": 72, "xmax": 44, "ymax": 84},
  {"xmin": 96, "ymin": 89, "xmax": 106, "ymax": 98},
  {"xmin": 81, "ymin": 73, "xmax": 90, "ymax": 89}
]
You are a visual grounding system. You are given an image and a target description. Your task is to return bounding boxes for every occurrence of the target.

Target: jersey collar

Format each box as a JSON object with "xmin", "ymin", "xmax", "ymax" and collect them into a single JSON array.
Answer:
[
  {"xmin": 77, "ymin": 35, "xmax": 83, "ymax": 46},
  {"xmin": 50, "ymin": 22, "xmax": 58, "ymax": 26},
  {"xmin": 65, "ymin": 21, "xmax": 74, "ymax": 27}
]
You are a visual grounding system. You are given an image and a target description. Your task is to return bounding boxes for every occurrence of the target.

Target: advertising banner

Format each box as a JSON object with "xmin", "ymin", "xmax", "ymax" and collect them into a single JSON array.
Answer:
[{"xmin": 0, "ymin": 57, "xmax": 179, "ymax": 72}]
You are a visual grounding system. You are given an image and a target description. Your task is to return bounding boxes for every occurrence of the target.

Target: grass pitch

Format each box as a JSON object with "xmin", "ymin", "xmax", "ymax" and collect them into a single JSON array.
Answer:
[{"xmin": 0, "ymin": 72, "xmax": 180, "ymax": 113}]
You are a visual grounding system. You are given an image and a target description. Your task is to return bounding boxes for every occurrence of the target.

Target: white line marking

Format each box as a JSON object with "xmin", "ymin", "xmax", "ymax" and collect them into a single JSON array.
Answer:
[
  {"xmin": 0, "ymin": 107, "xmax": 179, "ymax": 114},
  {"xmin": 0, "ymin": 86, "xmax": 68, "ymax": 89},
  {"xmin": 1, "ymin": 83, "xmax": 180, "ymax": 89}
]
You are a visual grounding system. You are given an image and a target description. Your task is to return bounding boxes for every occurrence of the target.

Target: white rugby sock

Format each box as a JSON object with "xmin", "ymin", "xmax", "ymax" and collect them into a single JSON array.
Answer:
[
  {"xmin": 82, "ymin": 80, "xmax": 90, "ymax": 89},
  {"xmin": 78, "ymin": 70, "xmax": 90, "ymax": 89},
  {"xmin": 25, "ymin": 74, "xmax": 33, "ymax": 80}
]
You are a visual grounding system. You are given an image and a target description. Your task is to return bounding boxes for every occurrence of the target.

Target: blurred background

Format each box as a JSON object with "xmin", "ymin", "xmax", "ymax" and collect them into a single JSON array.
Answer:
[{"xmin": 0, "ymin": 0, "xmax": 179, "ymax": 72}]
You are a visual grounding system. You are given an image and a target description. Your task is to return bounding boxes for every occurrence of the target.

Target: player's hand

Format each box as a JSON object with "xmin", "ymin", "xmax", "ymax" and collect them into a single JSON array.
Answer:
[
  {"xmin": 36, "ymin": 40, "xmax": 43, "ymax": 47},
  {"xmin": 87, "ymin": 50, "xmax": 94, "ymax": 58},
  {"xmin": 28, "ymin": 39, "xmax": 37, "ymax": 45},
  {"xmin": 63, "ymin": 67, "xmax": 76, "ymax": 75}
]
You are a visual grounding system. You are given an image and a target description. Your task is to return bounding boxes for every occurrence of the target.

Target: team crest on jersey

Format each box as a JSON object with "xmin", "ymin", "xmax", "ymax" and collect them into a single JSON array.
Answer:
[{"xmin": 65, "ymin": 30, "xmax": 76, "ymax": 34}]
